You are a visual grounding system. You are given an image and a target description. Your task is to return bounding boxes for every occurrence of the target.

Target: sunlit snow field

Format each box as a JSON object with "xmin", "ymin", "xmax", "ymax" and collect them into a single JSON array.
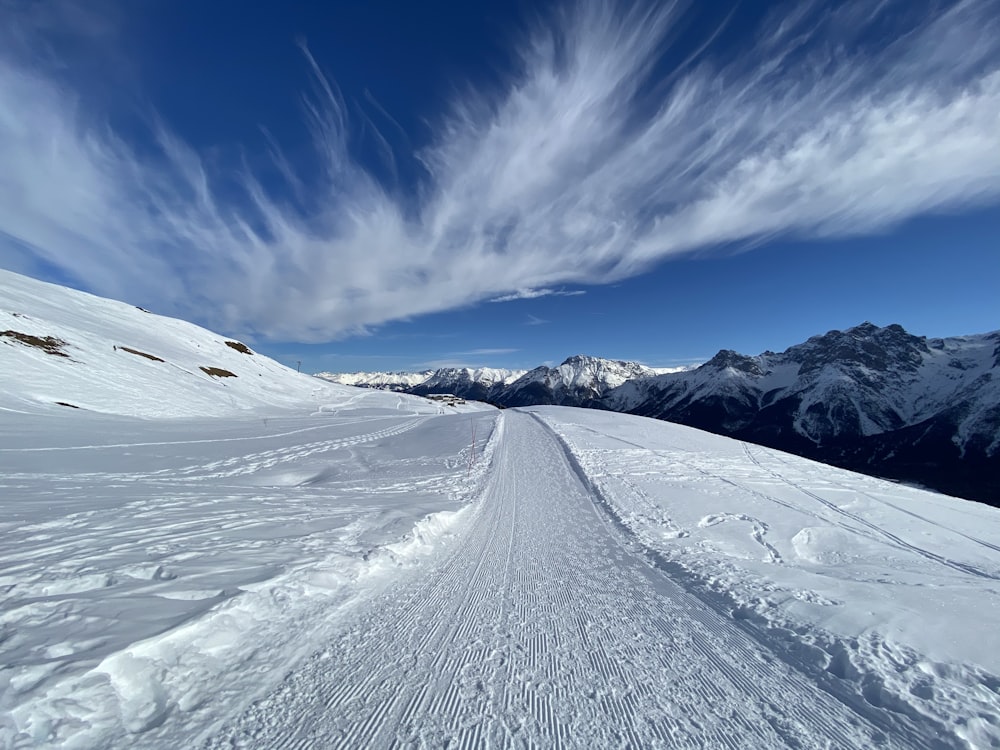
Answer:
[
  {"xmin": 2, "ymin": 269, "xmax": 1000, "ymax": 748},
  {"xmin": 537, "ymin": 407, "xmax": 1000, "ymax": 746},
  {"xmin": 0, "ymin": 403, "xmax": 500, "ymax": 745}
]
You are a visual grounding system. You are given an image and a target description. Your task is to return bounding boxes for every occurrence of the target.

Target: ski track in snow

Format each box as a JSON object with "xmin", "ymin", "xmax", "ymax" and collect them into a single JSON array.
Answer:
[
  {"xmin": 0, "ymin": 408, "xmax": 499, "ymax": 748},
  {"xmin": 206, "ymin": 411, "xmax": 919, "ymax": 749},
  {"xmin": 4, "ymin": 400, "xmax": 999, "ymax": 747},
  {"xmin": 747, "ymin": 444, "xmax": 1000, "ymax": 557},
  {"xmin": 156, "ymin": 417, "xmax": 429, "ymax": 480},
  {"xmin": 532, "ymin": 408, "xmax": 1000, "ymax": 749},
  {"xmin": 0, "ymin": 416, "xmax": 383, "ymax": 453}
]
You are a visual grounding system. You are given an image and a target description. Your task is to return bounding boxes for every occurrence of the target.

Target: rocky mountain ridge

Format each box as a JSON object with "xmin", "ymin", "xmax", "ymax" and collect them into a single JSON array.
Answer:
[
  {"xmin": 313, "ymin": 370, "xmax": 435, "ymax": 390},
  {"xmin": 321, "ymin": 356, "xmax": 667, "ymax": 408},
  {"xmin": 605, "ymin": 323, "xmax": 999, "ymax": 504}
]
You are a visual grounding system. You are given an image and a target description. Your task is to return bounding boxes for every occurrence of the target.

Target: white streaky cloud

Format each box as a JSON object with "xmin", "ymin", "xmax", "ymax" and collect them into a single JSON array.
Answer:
[
  {"xmin": 488, "ymin": 288, "xmax": 586, "ymax": 303},
  {"xmin": 0, "ymin": 0, "xmax": 999, "ymax": 341}
]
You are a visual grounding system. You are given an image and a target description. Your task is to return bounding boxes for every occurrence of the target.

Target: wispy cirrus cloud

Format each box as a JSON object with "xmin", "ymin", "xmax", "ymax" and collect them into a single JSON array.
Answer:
[
  {"xmin": 1, "ymin": 0, "xmax": 999, "ymax": 341},
  {"xmin": 489, "ymin": 288, "xmax": 586, "ymax": 303}
]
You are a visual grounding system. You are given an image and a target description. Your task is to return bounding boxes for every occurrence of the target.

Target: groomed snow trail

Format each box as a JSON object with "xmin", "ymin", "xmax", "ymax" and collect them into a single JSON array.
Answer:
[{"xmin": 205, "ymin": 411, "xmax": 906, "ymax": 749}]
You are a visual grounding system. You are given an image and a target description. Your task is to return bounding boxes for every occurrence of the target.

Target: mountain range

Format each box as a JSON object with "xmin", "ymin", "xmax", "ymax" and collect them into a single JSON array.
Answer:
[
  {"xmin": 318, "ymin": 323, "xmax": 1000, "ymax": 505},
  {"xmin": 316, "ymin": 359, "xmax": 686, "ymax": 406}
]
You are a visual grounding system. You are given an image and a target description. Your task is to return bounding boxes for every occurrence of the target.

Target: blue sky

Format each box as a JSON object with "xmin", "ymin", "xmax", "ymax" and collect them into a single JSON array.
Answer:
[{"xmin": 1, "ymin": 0, "xmax": 998, "ymax": 374}]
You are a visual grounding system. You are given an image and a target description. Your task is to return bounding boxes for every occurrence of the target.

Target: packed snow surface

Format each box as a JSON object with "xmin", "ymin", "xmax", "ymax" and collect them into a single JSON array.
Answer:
[
  {"xmin": 2, "ymin": 269, "xmax": 1000, "ymax": 748},
  {"xmin": 4, "ymin": 404, "xmax": 1000, "ymax": 747},
  {"xmin": 0, "ymin": 401, "xmax": 499, "ymax": 749},
  {"xmin": 534, "ymin": 408, "xmax": 1000, "ymax": 748}
]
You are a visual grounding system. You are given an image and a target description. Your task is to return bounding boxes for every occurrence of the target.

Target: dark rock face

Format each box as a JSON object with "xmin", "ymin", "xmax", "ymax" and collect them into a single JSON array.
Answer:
[
  {"xmin": 792, "ymin": 323, "xmax": 928, "ymax": 376},
  {"xmin": 704, "ymin": 350, "xmax": 766, "ymax": 376}
]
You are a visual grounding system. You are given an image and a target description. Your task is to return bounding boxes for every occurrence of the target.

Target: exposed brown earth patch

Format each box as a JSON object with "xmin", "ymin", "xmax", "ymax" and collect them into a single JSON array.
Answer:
[
  {"xmin": 2, "ymin": 330, "xmax": 70, "ymax": 357},
  {"xmin": 224, "ymin": 340, "xmax": 254, "ymax": 355}
]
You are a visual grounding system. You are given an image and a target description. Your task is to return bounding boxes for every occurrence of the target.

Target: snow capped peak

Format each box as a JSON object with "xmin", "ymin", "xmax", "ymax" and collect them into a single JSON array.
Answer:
[
  {"xmin": 317, "ymin": 367, "xmax": 527, "ymax": 397},
  {"xmin": 405, "ymin": 367, "xmax": 528, "ymax": 401},
  {"xmin": 704, "ymin": 349, "xmax": 766, "ymax": 376},
  {"xmin": 553, "ymin": 355, "xmax": 656, "ymax": 388},
  {"xmin": 559, "ymin": 353, "xmax": 602, "ymax": 367},
  {"xmin": 316, "ymin": 356, "xmax": 690, "ymax": 409},
  {"xmin": 792, "ymin": 321, "xmax": 929, "ymax": 374},
  {"xmin": 425, "ymin": 366, "xmax": 524, "ymax": 385},
  {"xmin": 499, "ymin": 355, "xmax": 660, "ymax": 407}
]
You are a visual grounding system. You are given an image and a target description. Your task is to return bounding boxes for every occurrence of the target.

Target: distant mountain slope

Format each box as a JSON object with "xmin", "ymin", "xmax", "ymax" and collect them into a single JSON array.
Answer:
[
  {"xmin": 320, "ymin": 357, "xmax": 668, "ymax": 408},
  {"xmin": 496, "ymin": 355, "xmax": 660, "ymax": 408},
  {"xmin": 315, "ymin": 367, "xmax": 527, "ymax": 400},
  {"xmin": 314, "ymin": 370, "xmax": 434, "ymax": 391},
  {"xmin": 606, "ymin": 323, "xmax": 1000, "ymax": 504},
  {"xmin": 409, "ymin": 367, "xmax": 526, "ymax": 402},
  {"xmin": 0, "ymin": 269, "xmax": 423, "ymax": 418}
]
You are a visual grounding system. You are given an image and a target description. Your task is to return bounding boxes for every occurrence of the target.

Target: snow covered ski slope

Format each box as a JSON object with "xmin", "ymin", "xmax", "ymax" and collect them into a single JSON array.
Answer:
[
  {"xmin": 0, "ymin": 404, "xmax": 500, "ymax": 748},
  {"xmin": 535, "ymin": 408, "xmax": 1000, "ymax": 749},
  {"xmin": 3, "ymin": 269, "xmax": 999, "ymax": 748},
  {"xmin": 206, "ymin": 410, "xmax": 1000, "ymax": 749},
  {"xmin": 3, "ymin": 403, "xmax": 1000, "ymax": 748}
]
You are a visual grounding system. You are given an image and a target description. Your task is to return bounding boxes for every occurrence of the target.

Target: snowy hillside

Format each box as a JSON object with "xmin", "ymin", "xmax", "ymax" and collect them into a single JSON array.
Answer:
[
  {"xmin": 3, "ymin": 272, "xmax": 1000, "ymax": 748},
  {"xmin": 0, "ymin": 268, "xmax": 414, "ymax": 418},
  {"xmin": 533, "ymin": 407, "xmax": 1000, "ymax": 748}
]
